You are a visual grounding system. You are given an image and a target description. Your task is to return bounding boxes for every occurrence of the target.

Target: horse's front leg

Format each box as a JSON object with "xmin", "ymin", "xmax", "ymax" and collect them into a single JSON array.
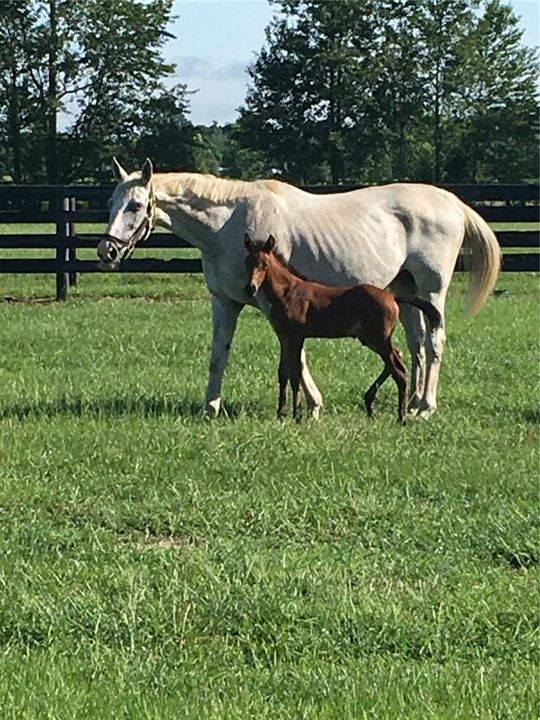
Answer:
[
  {"xmin": 204, "ymin": 295, "xmax": 244, "ymax": 417},
  {"xmin": 300, "ymin": 347, "xmax": 323, "ymax": 420}
]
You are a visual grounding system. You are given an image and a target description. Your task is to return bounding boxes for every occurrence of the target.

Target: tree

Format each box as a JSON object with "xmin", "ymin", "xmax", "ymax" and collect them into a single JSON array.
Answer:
[
  {"xmin": 237, "ymin": 0, "xmax": 538, "ymax": 184},
  {"xmin": 445, "ymin": 0, "xmax": 539, "ymax": 181},
  {"xmin": 0, "ymin": 1, "xmax": 42, "ymax": 182},
  {"xmin": 238, "ymin": 0, "xmax": 383, "ymax": 184},
  {"xmin": 0, "ymin": 0, "xmax": 180, "ymax": 183}
]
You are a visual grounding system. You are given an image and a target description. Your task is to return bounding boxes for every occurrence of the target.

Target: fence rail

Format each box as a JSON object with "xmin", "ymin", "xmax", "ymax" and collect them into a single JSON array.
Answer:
[{"xmin": 0, "ymin": 183, "xmax": 538, "ymax": 299}]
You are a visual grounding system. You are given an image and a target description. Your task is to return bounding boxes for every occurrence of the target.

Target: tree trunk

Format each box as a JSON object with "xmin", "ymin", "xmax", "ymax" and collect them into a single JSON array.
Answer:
[
  {"xmin": 46, "ymin": 0, "xmax": 58, "ymax": 184},
  {"xmin": 8, "ymin": 67, "xmax": 22, "ymax": 183}
]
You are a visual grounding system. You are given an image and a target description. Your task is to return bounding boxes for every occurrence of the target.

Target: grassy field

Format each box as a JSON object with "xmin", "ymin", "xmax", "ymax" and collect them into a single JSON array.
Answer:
[{"xmin": 0, "ymin": 238, "xmax": 537, "ymax": 717}]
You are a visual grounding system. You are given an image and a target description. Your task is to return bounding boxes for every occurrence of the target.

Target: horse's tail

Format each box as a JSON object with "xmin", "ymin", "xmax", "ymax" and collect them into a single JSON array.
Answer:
[
  {"xmin": 460, "ymin": 202, "xmax": 501, "ymax": 316},
  {"xmin": 396, "ymin": 297, "xmax": 442, "ymax": 330}
]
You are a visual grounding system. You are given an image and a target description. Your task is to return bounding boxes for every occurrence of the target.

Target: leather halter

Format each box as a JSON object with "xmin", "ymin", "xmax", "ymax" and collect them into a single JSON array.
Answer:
[{"xmin": 103, "ymin": 187, "xmax": 156, "ymax": 258}]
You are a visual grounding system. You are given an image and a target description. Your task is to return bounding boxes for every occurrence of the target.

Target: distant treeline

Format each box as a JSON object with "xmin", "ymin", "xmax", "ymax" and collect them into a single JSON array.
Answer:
[{"xmin": 0, "ymin": 0, "xmax": 538, "ymax": 185}]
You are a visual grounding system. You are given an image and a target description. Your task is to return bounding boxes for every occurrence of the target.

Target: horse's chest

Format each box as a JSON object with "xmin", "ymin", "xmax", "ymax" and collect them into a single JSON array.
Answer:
[{"xmin": 201, "ymin": 250, "xmax": 248, "ymax": 304}]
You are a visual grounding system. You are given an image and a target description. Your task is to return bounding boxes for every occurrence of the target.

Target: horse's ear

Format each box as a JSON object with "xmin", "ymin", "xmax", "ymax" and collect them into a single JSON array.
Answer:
[
  {"xmin": 244, "ymin": 233, "xmax": 254, "ymax": 250},
  {"xmin": 265, "ymin": 235, "xmax": 276, "ymax": 252},
  {"xmin": 112, "ymin": 157, "xmax": 128, "ymax": 183},
  {"xmin": 141, "ymin": 158, "xmax": 153, "ymax": 185}
]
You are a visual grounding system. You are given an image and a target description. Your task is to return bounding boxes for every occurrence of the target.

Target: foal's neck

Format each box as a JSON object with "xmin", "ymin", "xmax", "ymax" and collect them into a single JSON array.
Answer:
[{"xmin": 262, "ymin": 255, "xmax": 302, "ymax": 302}]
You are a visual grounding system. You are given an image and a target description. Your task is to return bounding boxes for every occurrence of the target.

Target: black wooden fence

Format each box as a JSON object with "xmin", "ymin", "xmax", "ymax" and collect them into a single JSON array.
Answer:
[{"xmin": 0, "ymin": 183, "xmax": 538, "ymax": 300}]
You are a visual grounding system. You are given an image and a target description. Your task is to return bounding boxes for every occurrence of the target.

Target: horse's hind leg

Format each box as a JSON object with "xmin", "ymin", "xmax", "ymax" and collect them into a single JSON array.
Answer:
[
  {"xmin": 364, "ymin": 365, "xmax": 391, "ymax": 418},
  {"xmin": 391, "ymin": 272, "xmax": 426, "ymax": 414},
  {"xmin": 399, "ymin": 303, "xmax": 427, "ymax": 414},
  {"xmin": 300, "ymin": 348, "xmax": 323, "ymax": 420},
  {"xmin": 414, "ymin": 286, "xmax": 448, "ymax": 418}
]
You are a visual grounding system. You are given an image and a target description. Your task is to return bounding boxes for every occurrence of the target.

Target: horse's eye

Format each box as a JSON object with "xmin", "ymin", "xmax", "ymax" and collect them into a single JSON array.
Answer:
[{"xmin": 128, "ymin": 201, "xmax": 142, "ymax": 212}]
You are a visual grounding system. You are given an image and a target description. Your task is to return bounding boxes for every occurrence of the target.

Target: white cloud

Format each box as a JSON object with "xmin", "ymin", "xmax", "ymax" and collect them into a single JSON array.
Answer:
[{"xmin": 171, "ymin": 56, "xmax": 251, "ymax": 125}]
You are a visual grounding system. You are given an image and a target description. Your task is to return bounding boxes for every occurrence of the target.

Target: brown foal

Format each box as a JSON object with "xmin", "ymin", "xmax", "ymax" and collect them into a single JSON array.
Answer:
[{"xmin": 244, "ymin": 234, "xmax": 441, "ymax": 423}]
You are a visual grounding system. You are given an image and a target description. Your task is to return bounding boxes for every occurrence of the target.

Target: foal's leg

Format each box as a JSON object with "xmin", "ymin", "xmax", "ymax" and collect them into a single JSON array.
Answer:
[
  {"xmin": 204, "ymin": 295, "xmax": 244, "ymax": 417},
  {"xmin": 364, "ymin": 365, "xmax": 391, "ymax": 418},
  {"xmin": 277, "ymin": 338, "xmax": 290, "ymax": 419},
  {"xmin": 388, "ymin": 347, "xmax": 408, "ymax": 424}
]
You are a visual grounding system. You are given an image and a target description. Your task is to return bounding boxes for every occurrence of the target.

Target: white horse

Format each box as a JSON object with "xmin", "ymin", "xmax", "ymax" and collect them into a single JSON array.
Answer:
[{"xmin": 97, "ymin": 158, "xmax": 500, "ymax": 419}]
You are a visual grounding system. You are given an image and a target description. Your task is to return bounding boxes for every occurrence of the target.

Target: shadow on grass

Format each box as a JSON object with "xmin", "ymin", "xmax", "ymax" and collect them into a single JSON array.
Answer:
[
  {"xmin": 0, "ymin": 394, "xmax": 264, "ymax": 420},
  {"xmin": 523, "ymin": 408, "xmax": 540, "ymax": 425}
]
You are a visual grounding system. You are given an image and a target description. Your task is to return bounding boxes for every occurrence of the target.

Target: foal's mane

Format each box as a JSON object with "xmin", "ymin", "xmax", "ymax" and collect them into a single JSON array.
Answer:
[{"xmin": 153, "ymin": 172, "xmax": 287, "ymax": 204}]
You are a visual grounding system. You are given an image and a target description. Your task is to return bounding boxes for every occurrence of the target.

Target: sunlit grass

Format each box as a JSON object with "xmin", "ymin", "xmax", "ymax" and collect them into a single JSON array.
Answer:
[{"xmin": 0, "ymin": 269, "xmax": 536, "ymax": 718}]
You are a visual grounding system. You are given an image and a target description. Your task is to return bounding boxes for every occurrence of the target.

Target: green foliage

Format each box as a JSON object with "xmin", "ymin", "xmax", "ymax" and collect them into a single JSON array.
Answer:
[
  {"xmin": 0, "ymin": 0, "xmax": 181, "ymax": 183},
  {"xmin": 0, "ymin": 0, "xmax": 537, "ymax": 185},
  {"xmin": 237, "ymin": 0, "xmax": 539, "ymax": 184}
]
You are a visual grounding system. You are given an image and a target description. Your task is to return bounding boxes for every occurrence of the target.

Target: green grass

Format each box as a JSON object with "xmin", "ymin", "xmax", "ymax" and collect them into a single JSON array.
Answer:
[{"xmin": 0, "ymin": 261, "xmax": 537, "ymax": 718}]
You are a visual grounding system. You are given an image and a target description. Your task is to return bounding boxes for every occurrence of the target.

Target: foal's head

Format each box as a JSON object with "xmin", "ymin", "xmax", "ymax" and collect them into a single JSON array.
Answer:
[{"xmin": 244, "ymin": 233, "xmax": 276, "ymax": 297}]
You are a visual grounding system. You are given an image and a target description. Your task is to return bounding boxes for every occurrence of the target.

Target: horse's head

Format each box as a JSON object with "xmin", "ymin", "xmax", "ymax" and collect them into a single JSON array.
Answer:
[
  {"xmin": 97, "ymin": 157, "xmax": 156, "ymax": 271},
  {"xmin": 244, "ymin": 233, "xmax": 276, "ymax": 296}
]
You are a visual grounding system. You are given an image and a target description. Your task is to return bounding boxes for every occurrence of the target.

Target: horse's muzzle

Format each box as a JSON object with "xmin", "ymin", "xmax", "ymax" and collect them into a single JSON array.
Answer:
[
  {"xmin": 97, "ymin": 238, "xmax": 118, "ymax": 263},
  {"xmin": 245, "ymin": 283, "xmax": 258, "ymax": 297}
]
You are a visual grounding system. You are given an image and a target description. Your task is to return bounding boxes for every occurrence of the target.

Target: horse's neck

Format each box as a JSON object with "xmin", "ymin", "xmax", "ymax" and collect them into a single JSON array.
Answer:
[{"xmin": 153, "ymin": 176, "xmax": 235, "ymax": 251}]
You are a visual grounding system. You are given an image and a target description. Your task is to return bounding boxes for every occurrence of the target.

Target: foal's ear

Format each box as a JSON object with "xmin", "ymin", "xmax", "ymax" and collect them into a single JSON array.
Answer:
[
  {"xmin": 112, "ymin": 157, "xmax": 128, "ymax": 183},
  {"xmin": 141, "ymin": 158, "xmax": 153, "ymax": 186},
  {"xmin": 244, "ymin": 233, "xmax": 254, "ymax": 250},
  {"xmin": 264, "ymin": 235, "xmax": 276, "ymax": 252}
]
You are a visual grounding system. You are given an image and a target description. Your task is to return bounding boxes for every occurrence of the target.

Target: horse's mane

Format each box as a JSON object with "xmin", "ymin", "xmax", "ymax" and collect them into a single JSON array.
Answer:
[{"xmin": 153, "ymin": 172, "xmax": 288, "ymax": 204}]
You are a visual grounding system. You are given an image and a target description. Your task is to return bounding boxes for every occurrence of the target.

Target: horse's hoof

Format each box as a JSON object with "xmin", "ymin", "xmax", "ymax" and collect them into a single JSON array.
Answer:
[
  {"xmin": 308, "ymin": 405, "xmax": 322, "ymax": 420},
  {"xmin": 204, "ymin": 400, "xmax": 221, "ymax": 419},
  {"xmin": 416, "ymin": 407, "xmax": 436, "ymax": 420}
]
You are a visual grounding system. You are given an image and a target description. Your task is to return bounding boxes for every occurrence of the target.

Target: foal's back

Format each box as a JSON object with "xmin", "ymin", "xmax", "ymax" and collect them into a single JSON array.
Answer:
[{"xmin": 274, "ymin": 273, "xmax": 400, "ymax": 342}]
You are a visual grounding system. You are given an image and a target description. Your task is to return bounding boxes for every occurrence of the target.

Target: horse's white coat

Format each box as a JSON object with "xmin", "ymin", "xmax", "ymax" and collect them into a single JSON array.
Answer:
[{"xmin": 98, "ymin": 162, "xmax": 500, "ymax": 418}]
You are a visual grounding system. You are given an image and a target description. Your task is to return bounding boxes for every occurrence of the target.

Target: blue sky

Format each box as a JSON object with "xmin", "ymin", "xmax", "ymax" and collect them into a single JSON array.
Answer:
[{"xmin": 168, "ymin": 0, "xmax": 539, "ymax": 126}]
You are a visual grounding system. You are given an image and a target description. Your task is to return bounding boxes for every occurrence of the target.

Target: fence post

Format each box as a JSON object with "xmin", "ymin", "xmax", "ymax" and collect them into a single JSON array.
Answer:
[
  {"xmin": 55, "ymin": 194, "xmax": 70, "ymax": 301},
  {"xmin": 68, "ymin": 196, "xmax": 77, "ymax": 287}
]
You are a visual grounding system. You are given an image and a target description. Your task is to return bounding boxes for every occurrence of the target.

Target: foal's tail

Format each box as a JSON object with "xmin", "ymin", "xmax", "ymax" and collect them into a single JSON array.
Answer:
[{"xmin": 396, "ymin": 297, "xmax": 442, "ymax": 330}]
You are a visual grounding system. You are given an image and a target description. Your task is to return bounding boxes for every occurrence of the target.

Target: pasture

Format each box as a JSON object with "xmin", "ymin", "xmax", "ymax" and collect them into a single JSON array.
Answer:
[{"xmin": 0, "ymin": 256, "xmax": 537, "ymax": 717}]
